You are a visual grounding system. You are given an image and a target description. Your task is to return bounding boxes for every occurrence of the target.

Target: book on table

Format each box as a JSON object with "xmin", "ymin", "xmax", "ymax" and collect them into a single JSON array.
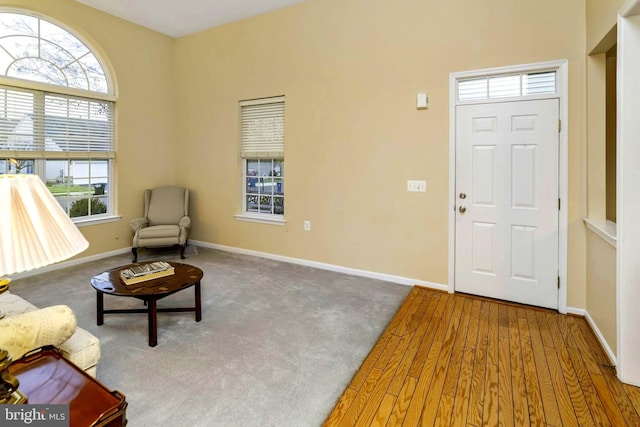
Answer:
[{"xmin": 120, "ymin": 261, "xmax": 175, "ymax": 285}]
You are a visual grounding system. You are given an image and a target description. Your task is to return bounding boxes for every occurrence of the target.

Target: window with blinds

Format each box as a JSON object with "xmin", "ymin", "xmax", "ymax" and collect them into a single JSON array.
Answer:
[
  {"xmin": 239, "ymin": 96, "xmax": 285, "ymax": 219},
  {"xmin": 0, "ymin": 11, "xmax": 115, "ymax": 221},
  {"xmin": 0, "ymin": 87, "xmax": 113, "ymax": 154},
  {"xmin": 0, "ymin": 86, "xmax": 114, "ymax": 219},
  {"xmin": 458, "ymin": 71, "xmax": 557, "ymax": 101},
  {"xmin": 240, "ymin": 97, "xmax": 284, "ymax": 158}
]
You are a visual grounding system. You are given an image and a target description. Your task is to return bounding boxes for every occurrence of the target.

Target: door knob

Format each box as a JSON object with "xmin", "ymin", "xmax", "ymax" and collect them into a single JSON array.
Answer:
[
  {"xmin": 459, "ymin": 193, "xmax": 466, "ymax": 199},
  {"xmin": 459, "ymin": 206, "xmax": 466, "ymax": 213}
]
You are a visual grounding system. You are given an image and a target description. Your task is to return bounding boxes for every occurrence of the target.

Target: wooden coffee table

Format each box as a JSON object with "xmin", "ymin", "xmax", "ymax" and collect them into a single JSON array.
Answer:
[{"xmin": 91, "ymin": 262, "xmax": 203, "ymax": 347}]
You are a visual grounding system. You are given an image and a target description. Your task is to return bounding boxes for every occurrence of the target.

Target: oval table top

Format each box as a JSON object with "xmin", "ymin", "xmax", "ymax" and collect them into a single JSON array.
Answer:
[{"xmin": 91, "ymin": 261, "xmax": 203, "ymax": 297}]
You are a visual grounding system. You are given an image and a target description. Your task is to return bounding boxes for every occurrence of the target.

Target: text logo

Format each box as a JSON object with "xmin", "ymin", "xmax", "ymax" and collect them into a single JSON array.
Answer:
[{"xmin": 1, "ymin": 405, "xmax": 69, "ymax": 426}]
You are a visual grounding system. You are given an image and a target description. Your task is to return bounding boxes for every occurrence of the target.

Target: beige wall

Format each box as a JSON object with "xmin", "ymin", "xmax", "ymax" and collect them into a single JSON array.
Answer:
[
  {"xmin": 175, "ymin": 0, "xmax": 588, "ymax": 305},
  {"xmin": 586, "ymin": 230, "xmax": 617, "ymax": 357},
  {"xmin": 587, "ymin": 0, "xmax": 626, "ymax": 52},
  {"xmin": 605, "ymin": 48, "xmax": 617, "ymax": 222},
  {"xmin": 1, "ymin": 0, "xmax": 177, "ymax": 259},
  {"xmin": 586, "ymin": 54, "xmax": 607, "ymax": 220},
  {"xmin": 4, "ymin": 0, "xmax": 595, "ymax": 310}
]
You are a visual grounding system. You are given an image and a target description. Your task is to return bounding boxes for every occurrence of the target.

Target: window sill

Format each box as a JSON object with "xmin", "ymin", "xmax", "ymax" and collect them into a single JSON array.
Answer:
[
  {"xmin": 73, "ymin": 214, "xmax": 122, "ymax": 227},
  {"xmin": 234, "ymin": 213, "xmax": 286, "ymax": 226},
  {"xmin": 584, "ymin": 218, "xmax": 617, "ymax": 248}
]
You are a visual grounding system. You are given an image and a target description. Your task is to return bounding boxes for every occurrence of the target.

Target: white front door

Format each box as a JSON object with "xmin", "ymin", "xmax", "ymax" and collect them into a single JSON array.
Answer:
[{"xmin": 454, "ymin": 99, "xmax": 559, "ymax": 309}]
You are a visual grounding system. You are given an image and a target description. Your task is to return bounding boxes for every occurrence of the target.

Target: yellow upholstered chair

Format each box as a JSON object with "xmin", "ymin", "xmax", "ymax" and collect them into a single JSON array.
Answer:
[{"xmin": 130, "ymin": 186, "xmax": 191, "ymax": 262}]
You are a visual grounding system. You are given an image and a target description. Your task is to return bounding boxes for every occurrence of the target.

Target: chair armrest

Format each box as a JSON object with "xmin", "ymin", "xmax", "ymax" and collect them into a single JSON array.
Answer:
[
  {"xmin": 130, "ymin": 217, "xmax": 149, "ymax": 232},
  {"xmin": 179, "ymin": 216, "xmax": 191, "ymax": 229},
  {"xmin": 0, "ymin": 305, "xmax": 77, "ymax": 361}
]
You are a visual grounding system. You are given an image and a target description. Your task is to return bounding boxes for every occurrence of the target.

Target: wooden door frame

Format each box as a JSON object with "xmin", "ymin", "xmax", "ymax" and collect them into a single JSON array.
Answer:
[{"xmin": 447, "ymin": 60, "xmax": 569, "ymax": 313}]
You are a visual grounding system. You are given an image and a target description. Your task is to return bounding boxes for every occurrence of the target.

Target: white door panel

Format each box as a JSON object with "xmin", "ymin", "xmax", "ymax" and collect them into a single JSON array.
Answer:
[{"xmin": 455, "ymin": 99, "xmax": 559, "ymax": 309}]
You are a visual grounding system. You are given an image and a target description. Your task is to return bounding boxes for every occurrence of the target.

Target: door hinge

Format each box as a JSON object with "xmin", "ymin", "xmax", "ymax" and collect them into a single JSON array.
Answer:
[
  {"xmin": 558, "ymin": 198, "xmax": 561, "ymax": 210},
  {"xmin": 558, "ymin": 276, "xmax": 560, "ymax": 289},
  {"xmin": 558, "ymin": 119, "xmax": 561, "ymax": 133}
]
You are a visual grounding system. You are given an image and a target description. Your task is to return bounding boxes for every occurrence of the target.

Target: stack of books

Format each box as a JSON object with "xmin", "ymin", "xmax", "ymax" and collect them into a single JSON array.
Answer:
[{"xmin": 120, "ymin": 261, "xmax": 175, "ymax": 285}]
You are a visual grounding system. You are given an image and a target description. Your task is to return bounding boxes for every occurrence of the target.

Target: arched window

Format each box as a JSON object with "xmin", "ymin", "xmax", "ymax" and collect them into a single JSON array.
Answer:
[
  {"xmin": 0, "ymin": 12, "xmax": 109, "ymax": 93},
  {"xmin": 0, "ymin": 11, "xmax": 115, "ymax": 222}
]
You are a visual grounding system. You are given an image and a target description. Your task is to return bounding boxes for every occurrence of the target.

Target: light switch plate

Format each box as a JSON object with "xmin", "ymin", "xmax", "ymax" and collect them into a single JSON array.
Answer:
[
  {"xmin": 407, "ymin": 180, "xmax": 427, "ymax": 192},
  {"xmin": 417, "ymin": 93, "xmax": 428, "ymax": 109}
]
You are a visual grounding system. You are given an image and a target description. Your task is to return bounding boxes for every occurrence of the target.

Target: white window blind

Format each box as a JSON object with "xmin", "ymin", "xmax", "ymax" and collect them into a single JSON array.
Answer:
[
  {"xmin": 489, "ymin": 75, "xmax": 521, "ymax": 98},
  {"xmin": 457, "ymin": 78, "xmax": 487, "ymax": 101},
  {"xmin": 240, "ymin": 96, "xmax": 284, "ymax": 158},
  {"xmin": 0, "ymin": 86, "xmax": 114, "ymax": 156},
  {"xmin": 523, "ymin": 72, "xmax": 557, "ymax": 95},
  {"xmin": 458, "ymin": 71, "xmax": 557, "ymax": 101}
]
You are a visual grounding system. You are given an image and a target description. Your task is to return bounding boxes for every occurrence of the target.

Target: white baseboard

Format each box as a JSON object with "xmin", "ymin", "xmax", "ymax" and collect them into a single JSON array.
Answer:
[
  {"xmin": 6, "ymin": 240, "xmax": 618, "ymax": 367},
  {"xmin": 190, "ymin": 240, "xmax": 448, "ymax": 291},
  {"xmin": 583, "ymin": 310, "xmax": 617, "ymax": 366},
  {"xmin": 8, "ymin": 247, "xmax": 131, "ymax": 280},
  {"xmin": 566, "ymin": 307, "xmax": 586, "ymax": 316},
  {"xmin": 567, "ymin": 306, "xmax": 617, "ymax": 366},
  {"xmin": 9, "ymin": 241, "xmax": 447, "ymax": 292}
]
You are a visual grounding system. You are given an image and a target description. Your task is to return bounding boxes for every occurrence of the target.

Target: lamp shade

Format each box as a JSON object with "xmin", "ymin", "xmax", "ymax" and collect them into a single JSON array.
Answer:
[{"xmin": 0, "ymin": 174, "xmax": 89, "ymax": 276}]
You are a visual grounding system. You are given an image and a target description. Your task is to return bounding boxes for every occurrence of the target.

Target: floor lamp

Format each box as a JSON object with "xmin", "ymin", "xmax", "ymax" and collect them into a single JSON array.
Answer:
[{"xmin": 0, "ymin": 174, "xmax": 89, "ymax": 404}]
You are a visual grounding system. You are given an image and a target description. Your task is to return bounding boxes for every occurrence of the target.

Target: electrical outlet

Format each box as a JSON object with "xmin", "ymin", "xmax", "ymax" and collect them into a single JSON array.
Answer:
[
  {"xmin": 407, "ymin": 180, "xmax": 427, "ymax": 192},
  {"xmin": 304, "ymin": 220, "xmax": 311, "ymax": 231}
]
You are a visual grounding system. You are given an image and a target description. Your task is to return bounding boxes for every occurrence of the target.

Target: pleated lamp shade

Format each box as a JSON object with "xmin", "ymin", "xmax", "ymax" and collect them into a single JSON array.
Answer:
[{"xmin": 0, "ymin": 174, "xmax": 89, "ymax": 276}]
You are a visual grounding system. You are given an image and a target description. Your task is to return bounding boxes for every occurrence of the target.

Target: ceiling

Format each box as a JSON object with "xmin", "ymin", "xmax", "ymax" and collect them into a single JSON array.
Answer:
[{"xmin": 75, "ymin": 0, "xmax": 308, "ymax": 38}]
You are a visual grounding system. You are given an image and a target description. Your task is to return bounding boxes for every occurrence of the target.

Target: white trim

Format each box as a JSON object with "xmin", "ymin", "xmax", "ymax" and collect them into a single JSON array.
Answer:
[
  {"xmin": 191, "ymin": 240, "xmax": 448, "ymax": 291},
  {"xmin": 451, "ymin": 60, "xmax": 567, "ymax": 80},
  {"xmin": 584, "ymin": 309, "xmax": 618, "ymax": 367},
  {"xmin": 583, "ymin": 218, "xmax": 617, "ymax": 247},
  {"xmin": 448, "ymin": 71, "xmax": 457, "ymax": 295},
  {"xmin": 6, "ymin": 247, "xmax": 130, "ymax": 280},
  {"xmin": 566, "ymin": 306, "xmax": 617, "ymax": 367},
  {"xmin": 0, "ymin": 77, "xmax": 116, "ymax": 102},
  {"xmin": 616, "ymin": 4, "xmax": 640, "ymax": 386},
  {"xmin": 448, "ymin": 59, "xmax": 569, "ymax": 313},
  {"xmin": 8, "ymin": 239, "xmax": 448, "ymax": 290},
  {"xmin": 74, "ymin": 214, "xmax": 122, "ymax": 227},
  {"xmin": 455, "ymin": 93, "xmax": 561, "ymax": 106},
  {"xmin": 234, "ymin": 213, "xmax": 286, "ymax": 226},
  {"xmin": 557, "ymin": 60, "xmax": 569, "ymax": 315},
  {"xmin": 566, "ymin": 307, "xmax": 586, "ymax": 316}
]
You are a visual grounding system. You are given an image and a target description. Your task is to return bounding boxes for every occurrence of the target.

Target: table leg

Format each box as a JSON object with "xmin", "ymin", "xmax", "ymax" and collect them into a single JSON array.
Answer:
[
  {"xmin": 195, "ymin": 281, "xmax": 202, "ymax": 322},
  {"xmin": 96, "ymin": 291, "xmax": 104, "ymax": 326},
  {"xmin": 148, "ymin": 298, "xmax": 158, "ymax": 347}
]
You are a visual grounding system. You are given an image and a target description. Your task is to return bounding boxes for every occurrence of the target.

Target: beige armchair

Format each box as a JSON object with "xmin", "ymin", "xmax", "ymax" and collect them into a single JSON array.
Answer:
[{"xmin": 130, "ymin": 186, "xmax": 191, "ymax": 262}]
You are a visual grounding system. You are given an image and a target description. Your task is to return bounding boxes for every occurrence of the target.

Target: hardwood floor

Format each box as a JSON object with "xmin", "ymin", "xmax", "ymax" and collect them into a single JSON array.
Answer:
[{"xmin": 324, "ymin": 287, "xmax": 640, "ymax": 426}]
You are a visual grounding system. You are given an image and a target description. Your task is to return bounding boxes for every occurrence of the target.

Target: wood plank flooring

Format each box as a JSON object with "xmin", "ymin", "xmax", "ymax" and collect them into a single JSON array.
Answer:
[{"xmin": 324, "ymin": 286, "xmax": 640, "ymax": 426}]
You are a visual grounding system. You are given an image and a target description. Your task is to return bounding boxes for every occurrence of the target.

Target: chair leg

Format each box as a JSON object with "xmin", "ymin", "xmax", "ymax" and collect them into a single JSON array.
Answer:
[
  {"xmin": 132, "ymin": 247, "xmax": 138, "ymax": 263},
  {"xmin": 180, "ymin": 245, "xmax": 186, "ymax": 259}
]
